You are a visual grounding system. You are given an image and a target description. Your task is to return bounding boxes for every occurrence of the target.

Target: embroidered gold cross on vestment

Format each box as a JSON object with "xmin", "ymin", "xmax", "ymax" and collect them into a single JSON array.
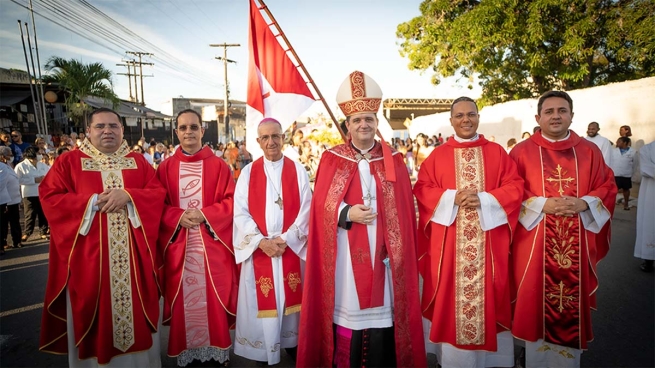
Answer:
[
  {"xmin": 547, "ymin": 281, "xmax": 577, "ymax": 313},
  {"xmin": 546, "ymin": 164, "xmax": 575, "ymax": 196}
]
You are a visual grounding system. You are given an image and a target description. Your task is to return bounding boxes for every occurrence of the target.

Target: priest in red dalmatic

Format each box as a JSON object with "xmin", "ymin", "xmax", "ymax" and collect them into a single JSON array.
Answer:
[
  {"xmin": 39, "ymin": 108, "xmax": 165, "ymax": 367},
  {"xmin": 509, "ymin": 91, "xmax": 617, "ymax": 368},
  {"xmin": 414, "ymin": 97, "xmax": 524, "ymax": 368},
  {"xmin": 297, "ymin": 71, "xmax": 426, "ymax": 368},
  {"xmin": 157, "ymin": 109, "xmax": 238, "ymax": 367}
]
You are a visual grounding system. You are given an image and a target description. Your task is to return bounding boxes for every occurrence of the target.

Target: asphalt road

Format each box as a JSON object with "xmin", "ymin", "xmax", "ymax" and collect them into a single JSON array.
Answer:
[{"xmin": 1, "ymin": 207, "xmax": 652, "ymax": 368}]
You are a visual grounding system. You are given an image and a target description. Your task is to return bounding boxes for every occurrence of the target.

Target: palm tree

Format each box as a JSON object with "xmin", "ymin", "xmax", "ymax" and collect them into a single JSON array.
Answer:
[{"xmin": 44, "ymin": 56, "xmax": 120, "ymax": 129}]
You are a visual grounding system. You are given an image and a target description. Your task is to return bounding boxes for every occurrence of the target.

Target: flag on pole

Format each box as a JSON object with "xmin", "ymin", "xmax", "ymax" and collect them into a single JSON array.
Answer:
[{"xmin": 246, "ymin": 0, "xmax": 315, "ymax": 159}]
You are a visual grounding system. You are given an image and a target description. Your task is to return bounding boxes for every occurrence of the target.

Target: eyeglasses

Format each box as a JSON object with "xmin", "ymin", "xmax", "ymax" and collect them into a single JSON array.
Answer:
[
  {"xmin": 452, "ymin": 112, "xmax": 478, "ymax": 120},
  {"xmin": 11, "ymin": 135, "xmax": 19, "ymax": 138},
  {"xmin": 176, "ymin": 125, "xmax": 200, "ymax": 132},
  {"xmin": 258, "ymin": 134, "xmax": 284, "ymax": 142}
]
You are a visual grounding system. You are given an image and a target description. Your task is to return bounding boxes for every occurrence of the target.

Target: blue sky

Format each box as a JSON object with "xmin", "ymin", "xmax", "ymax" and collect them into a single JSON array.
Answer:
[{"xmin": 0, "ymin": 0, "xmax": 481, "ymax": 115}]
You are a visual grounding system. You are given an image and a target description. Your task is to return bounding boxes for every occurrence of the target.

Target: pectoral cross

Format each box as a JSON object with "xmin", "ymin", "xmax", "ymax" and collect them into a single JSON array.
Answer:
[
  {"xmin": 362, "ymin": 191, "xmax": 375, "ymax": 207},
  {"xmin": 546, "ymin": 164, "xmax": 575, "ymax": 196},
  {"xmin": 274, "ymin": 195, "xmax": 283, "ymax": 210},
  {"xmin": 547, "ymin": 281, "xmax": 577, "ymax": 313}
]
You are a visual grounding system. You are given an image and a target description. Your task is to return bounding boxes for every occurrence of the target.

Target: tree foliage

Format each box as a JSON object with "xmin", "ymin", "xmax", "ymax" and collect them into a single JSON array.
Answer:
[
  {"xmin": 43, "ymin": 56, "xmax": 119, "ymax": 127},
  {"xmin": 397, "ymin": 0, "xmax": 655, "ymax": 106}
]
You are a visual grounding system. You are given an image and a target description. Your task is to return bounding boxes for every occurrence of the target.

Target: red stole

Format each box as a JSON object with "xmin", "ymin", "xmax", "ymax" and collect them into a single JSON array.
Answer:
[
  {"xmin": 344, "ymin": 162, "xmax": 387, "ymax": 309},
  {"xmin": 248, "ymin": 157, "xmax": 302, "ymax": 317},
  {"xmin": 539, "ymin": 141, "xmax": 582, "ymax": 348}
]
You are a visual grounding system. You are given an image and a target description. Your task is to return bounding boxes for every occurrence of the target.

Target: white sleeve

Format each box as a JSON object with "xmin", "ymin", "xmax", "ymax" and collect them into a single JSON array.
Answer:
[
  {"xmin": 232, "ymin": 166, "xmax": 265, "ymax": 264},
  {"xmin": 279, "ymin": 166, "xmax": 312, "ymax": 261},
  {"xmin": 476, "ymin": 192, "xmax": 509, "ymax": 231},
  {"xmin": 126, "ymin": 202, "xmax": 141, "ymax": 228},
  {"xmin": 579, "ymin": 196, "xmax": 611, "ymax": 234},
  {"xmin": 518, "ymin": 196, "xmax": 547, "ymax": 230},
  {"xmin": 430, "ymin": 189, "xmax": 458, "ymax": 226},
  {"xmin": 80, "ymin": 194, "xmax": 99, "ymax": 236}
]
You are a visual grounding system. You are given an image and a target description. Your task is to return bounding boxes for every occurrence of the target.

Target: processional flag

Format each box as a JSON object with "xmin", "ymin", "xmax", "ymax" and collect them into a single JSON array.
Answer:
[{"xmin": 246, "ymin": 0, "xmax": 315, "ymax": 159}]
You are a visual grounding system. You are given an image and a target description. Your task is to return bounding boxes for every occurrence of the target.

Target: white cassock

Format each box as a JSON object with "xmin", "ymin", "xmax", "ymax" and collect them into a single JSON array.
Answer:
[
  {"xmin": 635, "ymin": 141, "xmax": 655, "ymax": 260},
  {"xmin": 233, "ymin": 156, "xmax": 312, "ymax": 365},
  {"xmin": 335, "ymin": 151, "xmax": 395, "ymax": 331},
  {"xmin": 423, "ymin": 134, "xmax": 514, "ymax": 368},
  {"xmin": 585, "ymin": 134, "xmax": 612, "ymax": 165}
]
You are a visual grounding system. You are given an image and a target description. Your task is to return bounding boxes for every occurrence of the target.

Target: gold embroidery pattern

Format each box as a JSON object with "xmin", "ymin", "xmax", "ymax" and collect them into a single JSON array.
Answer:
[
  {"xmin": 82, "ymin": 142, "xmax": 135, "ymax": 352},
  {"xmin": 454, "ymin": 147, "xmax": 485, "ymax": 345},
  {"xmin": 546, "ymin": 164, "xmax": 575, "ymax": 196},
  {"xmin": 285, "ymin": 272, "xmax": 301, "ymax": 293},
  {"xmin": 550, "ymin": 218, "xmax": 575, "ymax": 269},
  {"xmin": 338, "ymin": 98, "xmax": 382, "ymax": 117},
  {"xmin": 546, "ymin": 281, "xmax": 577, "ymax": 313},
  {"xmin": 349, "ymin": 70, "xmax": 365, "ymax": 99},
  {"xmin": 237, "ymin": 231, "xmax": 260, "ymax": 250},
  {"xmin": 536, "ymin": 343, "xmax": 575, "ymax": 359},
  {"xmin": 256, "ymin": 276, "xmax": 274, "ymax": 298},
  {"xmin": 236, "ymin": 337, "xmax": 264, "ymax": 349},
  {"xmin": 521, "ymin": 196, "xmax": 537, "ymax": 218}
]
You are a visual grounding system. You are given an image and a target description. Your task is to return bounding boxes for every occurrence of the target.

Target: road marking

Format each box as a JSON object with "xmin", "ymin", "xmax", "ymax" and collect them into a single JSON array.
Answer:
[
  {"xmin": 0, "ymin": 261, "xmax": 49, "ymax": 273},
  {"xmin": 0, "ymin": 253, "xmax": 49, "ymax": 268},
  {"xmin": 0, "ymin": 303, "xmax": 44, "ymax": 318}
]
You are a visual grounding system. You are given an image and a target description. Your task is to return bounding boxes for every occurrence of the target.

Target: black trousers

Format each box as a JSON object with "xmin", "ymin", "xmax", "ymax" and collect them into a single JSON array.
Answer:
[
  {"xmin": 333, "ymin": 324, "xmax": 396, "ymax": 368},
  {"xmin": 23, "ymin": 197, "xmax": 48, "ymax": 236},
  {"xmin": 1, "ymin": 203, "xmax": 22, "ymax": 246}
]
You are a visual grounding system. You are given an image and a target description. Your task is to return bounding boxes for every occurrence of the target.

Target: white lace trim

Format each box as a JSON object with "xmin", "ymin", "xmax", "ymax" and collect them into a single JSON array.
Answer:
[
  {"xmin": 177, "ymin": 346, "xmax": 230, "ymax": 367},
  {"xmin": 289, "ymin": 223, "xmax": 307, "ymax": 243}
]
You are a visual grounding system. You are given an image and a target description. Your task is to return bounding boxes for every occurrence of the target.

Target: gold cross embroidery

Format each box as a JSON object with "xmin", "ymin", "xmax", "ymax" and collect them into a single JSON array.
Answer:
[
  {"xmin": 546, "ymin": 281, "xmax": 577, "ymax": 313},
  {"xmin": 546, "ymin": 164, "xmax": 575, "ymax": 196}
]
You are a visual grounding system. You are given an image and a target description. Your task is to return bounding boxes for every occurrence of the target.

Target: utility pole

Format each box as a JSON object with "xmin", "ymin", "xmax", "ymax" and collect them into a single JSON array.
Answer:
[
  {"xmin": 210, "ymin": 43, "xmax": 239, "ymax": 143},
  {"xmin": 28, "ymin": 0, "xmax": 48, "ymax": 137},
  {"xmin": 18, "ymin": 21, "xmax": 41, "ymax": 135},
  {"xmin": 116, "ymin": 62, "xmax": 135, "ymax": 102},
  {"xmin": 125, "ymin": 52, "xmax": 153, "ymax": 106}
]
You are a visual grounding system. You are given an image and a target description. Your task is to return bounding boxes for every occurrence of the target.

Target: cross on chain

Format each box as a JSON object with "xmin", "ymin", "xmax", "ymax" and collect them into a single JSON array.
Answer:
[
  {"xmin": 546, "ymin": 281, "xmax": 577, "ymax": 313},
  {"xmin": 274, "ymin": 195, "xmax": 283, "ymax": 210},
  {"xmin": 362, "ymin": 191, "xmax": 375, "ymax": 207},
  {"xmin": 546, "ymin": 164, "xmax": 575, "ymax": 196}
]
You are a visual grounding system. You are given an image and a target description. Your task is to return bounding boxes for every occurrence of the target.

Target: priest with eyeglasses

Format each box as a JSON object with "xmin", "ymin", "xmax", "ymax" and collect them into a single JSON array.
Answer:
[{"xmin": 232, "ymin": 117, "xmax": 312, "ymax": 365}]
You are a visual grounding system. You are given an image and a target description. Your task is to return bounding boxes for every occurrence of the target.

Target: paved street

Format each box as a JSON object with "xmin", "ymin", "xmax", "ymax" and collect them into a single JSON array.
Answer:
[{"xmin": 1, "ymin": 207, "xmax": 653, "ymax": 367}]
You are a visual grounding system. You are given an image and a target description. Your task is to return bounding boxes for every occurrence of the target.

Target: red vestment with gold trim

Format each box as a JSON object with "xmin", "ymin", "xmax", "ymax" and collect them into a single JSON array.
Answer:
[
  {"xmin": 509, "ymin": 131, "xmax": 616, "ymax": 349},
  {"xmin": 39, "ymin": 140, "xmax": 165, "ymax": 364},
  {"xmin": 296, "ymin": 142, "xmax": 427, "ymax": 368},
  {"xmin": 156, "ymin": 147, "xmax": 238, "ymax": 356},
  {"xmin": 414, "ymin": 136, "xmax": 523, "ymax": 351}
]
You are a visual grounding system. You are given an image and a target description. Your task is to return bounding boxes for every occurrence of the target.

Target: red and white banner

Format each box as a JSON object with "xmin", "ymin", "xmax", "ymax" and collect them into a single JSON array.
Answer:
[{"xmin": 246, "ymin": 0, "xmax": 315, "ymax": 159}]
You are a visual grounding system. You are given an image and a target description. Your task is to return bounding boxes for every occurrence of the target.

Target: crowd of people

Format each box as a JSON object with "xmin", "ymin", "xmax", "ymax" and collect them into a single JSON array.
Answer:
[{"xmin": 0, "ymin": 70, "xmax": 653, "ymax": 368}]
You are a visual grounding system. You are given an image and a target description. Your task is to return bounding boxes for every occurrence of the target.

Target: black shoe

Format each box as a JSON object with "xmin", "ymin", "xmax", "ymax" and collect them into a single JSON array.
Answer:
[{"xmin": 640, "ymin": 260, "xmax": 654, "ymax": 272}]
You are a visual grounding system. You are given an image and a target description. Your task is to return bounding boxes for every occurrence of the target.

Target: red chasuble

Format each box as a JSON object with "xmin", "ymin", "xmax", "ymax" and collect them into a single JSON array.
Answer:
[
  {"xmin": 509, "ymin": 130, "xmax": 616, "ymax": 349},
  {"xmin": 296, "ymin": 141, "xmax": 427, "ymax": 368},
  {"xmin": 248, "ymin": 157, "xmax": 302, "ymax": 317},
  {"xmin": 413, "ymin": 135, "xmax": 524, "ymax": 351},
  {"xmin": 156, "ymin": 147, "xmax": 238, "ymax": 356},
  {"xmin": 39, "ymin": 140, "xmax": 165, "ymax": 364}
]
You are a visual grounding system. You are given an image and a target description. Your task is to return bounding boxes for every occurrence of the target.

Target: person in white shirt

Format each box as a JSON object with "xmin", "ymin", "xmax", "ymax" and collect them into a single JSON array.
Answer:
[
  {"xmin": 14, "ymin": 146, "xmax": 49, "ymax": 240},
  {"xmin": 585, "ymin": 122, "xmax": 612, "ymax": 164},
  {"xmin": 610, "ymin": 136, "xmax": 636, "ymax": 210},
  {"xmin": 0, "ymin": 147, "xmax": 22, "ymax": 250}
]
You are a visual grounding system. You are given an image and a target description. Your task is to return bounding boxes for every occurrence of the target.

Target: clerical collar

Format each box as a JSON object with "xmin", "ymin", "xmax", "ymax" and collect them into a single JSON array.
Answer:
[
  {"xmin": 181, "ymin": 148, "xmax": 201, "ymax": 156},
  {"xmin": 453, "ymin": 133, "xmax": 479, "ymax": 143},
  {"xmin": 542, "ymin": 131, "xmax": 571, "ymax": 143},
  {"xmin": 263, "ymin": 156, "xmax": 284, "ymax": 167},
  {"xmin": 351, "ymin": 141, "xmax": 375, "ymax": 155}
]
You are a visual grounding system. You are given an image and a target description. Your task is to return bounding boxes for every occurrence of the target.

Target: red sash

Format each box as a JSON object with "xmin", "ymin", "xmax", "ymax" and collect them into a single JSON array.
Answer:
[
  {"xmin": 344, "ymin": 163, "xmax": 387, "ymax": 309},
  {"xmin": 248, "ymin": 157, "xmax": 302, "ymax": 318},
  {"xmin": 542, "ymin": 148, "xmax": 581, "ymax": 348}
]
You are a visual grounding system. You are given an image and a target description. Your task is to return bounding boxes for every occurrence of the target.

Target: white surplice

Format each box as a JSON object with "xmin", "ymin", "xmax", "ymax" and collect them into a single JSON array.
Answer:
[
  {"xmin": 585, "ymin": 134, "xmax": 612, "ymax": 165},
  {"xmin": 233, "ymin": 157, "xmax": 312, "ymax": 365},
  {"xmin": 635, "ymin": 141, "xmax": 655, "ymax": 261}
]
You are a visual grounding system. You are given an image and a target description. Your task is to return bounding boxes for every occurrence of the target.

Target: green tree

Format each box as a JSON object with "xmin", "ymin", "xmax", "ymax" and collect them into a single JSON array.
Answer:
[
  {"xmin": 44, "ymin": 56, "xmax": 120, "ymax": 128},
  {"xmin": 397, "ymin": 0, "xmax": 655, "ymax": 106}
]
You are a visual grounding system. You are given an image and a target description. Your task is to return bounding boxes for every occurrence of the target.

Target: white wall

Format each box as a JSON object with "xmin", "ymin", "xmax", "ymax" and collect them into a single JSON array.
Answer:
[{"xmin": 408, "ymin": 77, "xmax": 655, "ymax": 150}]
